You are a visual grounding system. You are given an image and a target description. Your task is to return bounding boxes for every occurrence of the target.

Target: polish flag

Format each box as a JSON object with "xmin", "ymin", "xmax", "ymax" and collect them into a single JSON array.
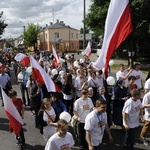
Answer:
[
  {"xmin": 93, "ymin": 0, "xmax": 133, "ymax": 75},
  {"xmin": 1, "ymin": 88, "xmax": 23, "ymax": 136},
  {"xmin": 52, "ymin": 45, "xmax": 60, "ymax": 67},
  {"xmin": 29, "ymin": 55, "xmax": 60, "ymax": 92},
  {"xmin": 0, "ymin": 62, "xmax": 6, "ymax": 69},
  {"xmin": 14, "ymin": 53, "xmax": 30, "ymax": 67},
  {"xmin": 82, "ymin": 41, "xmax": 92, "ymax": 56}
]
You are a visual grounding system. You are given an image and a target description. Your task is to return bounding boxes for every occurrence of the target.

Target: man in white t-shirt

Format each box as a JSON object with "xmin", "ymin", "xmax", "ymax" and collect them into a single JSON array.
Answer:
[
  {"xmin": 122, "ymin": 89, "xmax": 143, "ymax": 149},
  {"xmin": 140, "ymin": 91, "xmax": 150, "ymax": 146},
  {"xmin": 84, "ymin": 99, "xmax": 113, "ymax": 150},
  {"xmin": 116, "ymin": 64, "xmax": 133, "ymax": 87},
  {"xmin": 144, "ymin": 78, "xmax": 150, "ymax": 94},
  {"xmin": 131, "ymin": 63, "xmax": 143, "ymax": 90}
]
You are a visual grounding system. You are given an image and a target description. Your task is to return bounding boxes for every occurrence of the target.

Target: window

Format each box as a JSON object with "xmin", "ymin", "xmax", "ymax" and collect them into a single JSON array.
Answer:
[
  {"xmin": 45, "ymin": 34, "xmax": 47, "ymax": 39},
  {"xmin": 56, "ymin": 43, "xmax": 59, "ymax": 49},
  {"xmin": 55, "ymin": 32, "xmax": 59, "ymax": 38},
  {"xmin": 76, "ymin": 33, "xmax": 78, "ymax": 39},
  {"xmin": 71, "ymin": 33, "xmax": 73, "ymax": 38}
]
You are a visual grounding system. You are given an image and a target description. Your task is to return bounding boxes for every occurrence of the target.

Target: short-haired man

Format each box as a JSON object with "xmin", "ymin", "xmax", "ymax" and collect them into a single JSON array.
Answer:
[
  {"xmin": 84, "ymin": 99, "xmax": 113, "ymax": 150},
  {"xmin": 122, "ymin": 89, "xmax": 143, "ymax": 149}
]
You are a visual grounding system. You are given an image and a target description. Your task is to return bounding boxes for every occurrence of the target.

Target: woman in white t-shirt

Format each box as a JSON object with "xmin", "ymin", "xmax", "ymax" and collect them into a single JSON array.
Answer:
[
  {"xmin": 39, "ymin": 98, "xmax": 56, "ymax": 141},
  {"xmin": 45, "ymin": 119, "xmax": 74, "ymax": 150}
]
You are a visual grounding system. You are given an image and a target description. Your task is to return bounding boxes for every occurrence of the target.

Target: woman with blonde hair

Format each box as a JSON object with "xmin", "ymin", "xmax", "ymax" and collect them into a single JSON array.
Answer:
[{"xmin": 38, "ymin": 98, "xmax": 56, "ymax": 141}]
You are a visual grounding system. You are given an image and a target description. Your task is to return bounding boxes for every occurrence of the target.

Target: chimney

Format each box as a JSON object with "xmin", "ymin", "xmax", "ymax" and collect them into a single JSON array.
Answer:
[
  {"xmin": 50, "ymin": 22, "xmax": 53, "ymax": 25},
  {"xmin": 56, "ymin": 19, "xmax": 59, "ymax": 23},
  {"xmin": 60, "ymin": 21, "xmax": 64, "ymax": 25},
  {"xmin": 46, "ymin": 24, "xmax": 48, "ymax": 27}
]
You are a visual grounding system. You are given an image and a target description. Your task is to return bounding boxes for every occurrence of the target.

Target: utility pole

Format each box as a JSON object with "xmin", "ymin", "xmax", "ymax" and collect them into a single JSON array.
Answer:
[{"xmin": 83, "ymin": 0, "xmax": 86, "ymax": 50}]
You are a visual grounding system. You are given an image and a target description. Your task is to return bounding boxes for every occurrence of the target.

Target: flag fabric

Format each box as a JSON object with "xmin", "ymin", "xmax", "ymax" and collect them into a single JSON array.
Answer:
[
  {"xmin": 29, "ymin": 55, "xmax": 60, "ymax": 92},
  {"xmin": 93, "ymin": 0, "xmax": 133, "ymax": 75},
  {"xmin": 0, "ymin": 62, "xmax": 6, "ymax": 69},
  {"xmin": 38, "ymin": 52, "xmax": 43, "ymax": 63},
  {"xmin": 1, "ymin": 87, "xmax": 23, "ymax": 136},
  {"xmin": 81, "ymin": 41, "xmax": 92, "ymax": 56},
  {"xmin": 14, "ymin": 53, "xmax": 30, "ymax": 67},
  {"xmin": 52, "ymin": 45, "xmax": 60, "ymax": 66}
]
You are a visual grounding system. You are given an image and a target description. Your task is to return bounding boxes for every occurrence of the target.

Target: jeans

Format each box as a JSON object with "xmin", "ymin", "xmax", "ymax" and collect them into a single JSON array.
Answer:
[
  {"xmin": 20, "ymin": 84, "xmax": 30, "ymax": 105},
  {"xmin": 123, "ymin": 128, "xmax": 137, "ymax": 150}
]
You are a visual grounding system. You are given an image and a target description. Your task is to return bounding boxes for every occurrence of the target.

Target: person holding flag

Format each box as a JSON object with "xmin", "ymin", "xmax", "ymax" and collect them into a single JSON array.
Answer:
[{"xmin": 1, "ymin": 88, "xmax": 25, "ymax": 149}]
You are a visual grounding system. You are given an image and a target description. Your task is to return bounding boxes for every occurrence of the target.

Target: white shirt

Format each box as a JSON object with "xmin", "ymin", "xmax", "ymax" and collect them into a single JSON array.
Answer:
[
  {"xmin": 45, "ymin": 132, "xmax": 74, "ymax": 150},
  {"xmin": 0, "ymin": 73, "xmax": 10, "ymax": 88},
  {"xmin": 142, "ymin": 92, "xmax": 150, "ymax": 121},
  {"xmin": 131, "ymin": 70, "xmax": 143, "ymax": 89},
  {"xmin": 116, "ymin": 70, "xmax": 129, "ymax": 87},
  {"xmin": 123, "ymin": 98, "xmax": 142, "ymax": 128},
  {"xmin": 144, "ymin": 78, "xmax": 150, "ymax": 92},
  {"xmin": 84, "ymin": 109, "xmax": 107, "ymax": 146},
  {"xmin": 74, "ymin": 97, "xmax": 94, "ymax": 123},
  {"xmin": 74, "ymin": 76, "xmax": 86, "ymax": 97}
]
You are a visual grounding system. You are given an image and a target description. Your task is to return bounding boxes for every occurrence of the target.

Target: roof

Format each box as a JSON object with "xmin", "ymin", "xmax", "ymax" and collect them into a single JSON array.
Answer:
[{"xmin": 43, "ymin": 20, "xmax": 79, "ymax": 31}]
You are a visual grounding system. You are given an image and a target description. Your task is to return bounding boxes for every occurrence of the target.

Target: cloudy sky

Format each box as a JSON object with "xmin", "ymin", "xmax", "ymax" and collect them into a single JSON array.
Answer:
[{"xmin": 0, "ymin": 0, "xmax": 92, "ymax": 39}]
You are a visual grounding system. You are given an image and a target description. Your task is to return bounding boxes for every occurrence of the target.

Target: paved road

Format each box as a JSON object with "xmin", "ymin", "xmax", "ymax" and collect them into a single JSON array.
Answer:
[{"xmin": 0, "ymin": 56, "xmax": 150, "ymax": 150}]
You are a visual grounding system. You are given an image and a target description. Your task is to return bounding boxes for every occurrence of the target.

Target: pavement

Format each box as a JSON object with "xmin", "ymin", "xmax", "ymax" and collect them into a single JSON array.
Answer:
[{"xmin": 0, "ymin": 55, "xmax": 150, "ymax": 150}]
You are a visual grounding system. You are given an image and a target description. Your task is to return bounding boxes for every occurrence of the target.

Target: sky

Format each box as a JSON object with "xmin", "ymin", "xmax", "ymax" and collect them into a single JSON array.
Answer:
[{"xmin": 0, "ymin": 0, "xmax": 92, "ymax": 39}]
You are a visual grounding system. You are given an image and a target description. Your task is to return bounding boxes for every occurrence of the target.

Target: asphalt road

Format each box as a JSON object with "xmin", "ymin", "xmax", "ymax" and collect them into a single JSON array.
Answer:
[{"xmin": 0, "ymin": 54, "xmax": 150, "ymax": 150}]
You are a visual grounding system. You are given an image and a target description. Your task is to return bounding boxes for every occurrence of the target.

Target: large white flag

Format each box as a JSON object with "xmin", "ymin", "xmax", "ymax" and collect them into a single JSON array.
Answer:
[{"xmin": 93, "ymin": 0, "xmax": 133, "ymax": 75}]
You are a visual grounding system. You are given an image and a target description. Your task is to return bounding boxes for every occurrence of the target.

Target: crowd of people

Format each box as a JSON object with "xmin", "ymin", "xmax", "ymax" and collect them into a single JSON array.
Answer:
[{"xmin": 0, "ymin": 50, "xmax": 150, "ymax": 150}]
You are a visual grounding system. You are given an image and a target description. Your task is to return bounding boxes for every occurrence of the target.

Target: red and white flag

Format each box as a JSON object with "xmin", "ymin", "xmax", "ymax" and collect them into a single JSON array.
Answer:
[
  {"xmin": 29, "ymin": 55, "xmax": 60, "ymax": 92},
  {"xmin": 82, "ymin": 41, "xmax": 92, "ymax": 56},
  {"xmin": 93, "ymin": 0, "xmax": 133, "ymax": 75},
  {"xmin": 1, "ymin": 87, "xmax": 23, "ymax": 136},
  {"xmin": 14, "ymin": 53, "xmax": 30, "ymax": 67},
  {"xmin": 52, "ymin": 45, "xmax": 60, "ymax": 67},
  {"xmin": 0, "ymin": 62, "xmax": 6, "ymax": 69}
]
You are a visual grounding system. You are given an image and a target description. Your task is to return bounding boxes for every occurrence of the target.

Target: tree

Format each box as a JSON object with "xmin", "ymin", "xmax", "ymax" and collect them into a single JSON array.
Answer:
[
  {"xmin": 0, "ymin": 11, "xmax": 7, "ymax": 38},
  {"xmin": 84, "ymin": 0, "xmax": 150, "ymax": 61},
  {"xmin": 22, "ymin": 23, "xmax": 41, "ymax": 52}
]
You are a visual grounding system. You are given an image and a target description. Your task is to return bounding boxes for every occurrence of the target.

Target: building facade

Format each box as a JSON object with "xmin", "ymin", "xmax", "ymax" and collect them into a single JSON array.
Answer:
[{"xmin": 38, "ymin": 20, "xmax": 79, "ymax": 52}]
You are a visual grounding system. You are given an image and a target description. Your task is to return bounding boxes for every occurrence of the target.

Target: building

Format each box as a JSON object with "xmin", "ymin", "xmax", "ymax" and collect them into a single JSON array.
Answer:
[{"xmin": 38, "ymin": 19, "xmax": 79, "ymax": 52}]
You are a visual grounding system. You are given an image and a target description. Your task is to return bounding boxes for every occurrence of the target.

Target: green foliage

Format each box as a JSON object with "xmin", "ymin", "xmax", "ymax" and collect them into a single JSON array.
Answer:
[
  {"xmin": 0, "ymin": 11, "xmax": 7, "ymax": 38},
  {"xmin": 22, "ymin": 23, "xmax": 41, "ymax": 51},
  {"xmin": 84, "ymin": 0, "xmax": 150, "ymax": 60}
]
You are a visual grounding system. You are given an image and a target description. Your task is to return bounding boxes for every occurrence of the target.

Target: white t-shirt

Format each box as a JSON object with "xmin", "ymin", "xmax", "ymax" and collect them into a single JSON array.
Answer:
[
  {"xmin": 131, "ymin": 70, "xmax": 143, "ymax": 89},
  {"xmin": 116, "ymin": 70, "xmax": 129, "ymax": 87},
  {"xmin": 84, "ymin": 109, "xmax": 107, "ymax": 146},
  {"xmin": 74, "ymin": 76, "xmax": 86, "ymax": 97},
  {"xmin": 144, "ymin": 78, "xmax": 150, "ymax": 91},
  {"xmin": 142, "ymin": 92, "xmax": 150, "ymax": 121},
  {"xmin": 43, "ymin": 107, "xmax": 56, "ymax": 141},
  {"xmin": 123, "ymin": 98, "xmax": 142, "ymax": 128},
  {"xmin": 45, "ymin": 132, "xmax": 74, "ymax": 150},
  {"xmin": 74, "ymin": 97, "xmax": 94, "ymax": 123}
]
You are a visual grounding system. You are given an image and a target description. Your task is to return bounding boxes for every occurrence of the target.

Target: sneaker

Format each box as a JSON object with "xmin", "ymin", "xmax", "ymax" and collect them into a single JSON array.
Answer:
[{"xmin": 139, "ymin": 137, "xmax": 148, "ymax": 146}]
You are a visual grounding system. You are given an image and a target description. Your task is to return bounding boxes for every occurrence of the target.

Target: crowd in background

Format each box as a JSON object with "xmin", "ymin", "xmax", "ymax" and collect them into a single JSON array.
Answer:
[{"xmin": 0, "ymin": 50, "xmax": 150, "ymax": 150}]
